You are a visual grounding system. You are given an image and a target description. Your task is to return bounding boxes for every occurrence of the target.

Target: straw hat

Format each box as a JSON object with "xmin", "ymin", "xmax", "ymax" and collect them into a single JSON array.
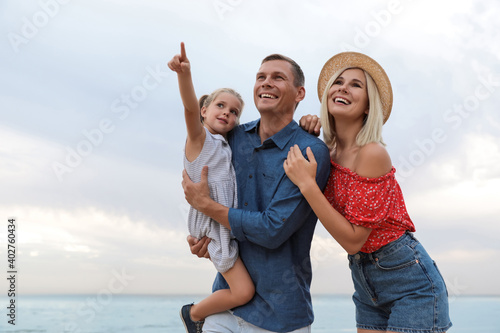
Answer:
[{"xmin": 317, "ymin": 52, "xmax": 393, "ymax": 123}]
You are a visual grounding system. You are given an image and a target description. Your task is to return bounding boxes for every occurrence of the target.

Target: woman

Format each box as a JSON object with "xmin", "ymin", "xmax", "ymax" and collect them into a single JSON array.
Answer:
[{"xmin": 284, "ymin": 52, "xmax": 452, "ymax": 333}]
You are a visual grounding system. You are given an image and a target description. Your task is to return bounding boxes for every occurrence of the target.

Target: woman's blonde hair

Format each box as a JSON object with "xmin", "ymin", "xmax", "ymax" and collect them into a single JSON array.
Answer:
[
  {"xmin": 320, "ymin": 67, "xmax": 385, "ymax": 149},
  {"xmin": 199, "ymin": 88, "xmax": 244, "ymax": 124}
]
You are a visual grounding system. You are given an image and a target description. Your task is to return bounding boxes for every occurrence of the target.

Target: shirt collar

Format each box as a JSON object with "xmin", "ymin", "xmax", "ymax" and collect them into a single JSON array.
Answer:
[{"xmin": 242, "ymin": 119, "xmax": 298, "ymax": 150}]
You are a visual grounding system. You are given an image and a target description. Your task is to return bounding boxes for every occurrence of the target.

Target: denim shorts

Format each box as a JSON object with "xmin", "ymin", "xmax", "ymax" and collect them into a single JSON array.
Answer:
[{"xmin": 348, "ymin": 232, "xmax": 452, "ymax": 333}]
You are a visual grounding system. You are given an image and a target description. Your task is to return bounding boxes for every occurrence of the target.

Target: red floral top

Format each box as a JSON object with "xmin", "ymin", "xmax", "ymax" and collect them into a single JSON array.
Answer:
[{"xmin": 324, "ymin": 160, "xmax": 416, "ymax": 253}]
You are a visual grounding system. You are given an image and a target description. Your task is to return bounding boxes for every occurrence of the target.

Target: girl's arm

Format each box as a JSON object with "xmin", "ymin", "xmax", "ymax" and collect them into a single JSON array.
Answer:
[
  {"xmin": 283, "ymin": 145, "xmax": 371, "ymax": 255},
  {"xmin": 168, "ymin": 42, "xmax": 205, "ymax": 154}
]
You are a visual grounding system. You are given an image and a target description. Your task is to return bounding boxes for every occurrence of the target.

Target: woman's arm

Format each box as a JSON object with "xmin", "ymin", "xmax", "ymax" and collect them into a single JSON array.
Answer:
[{"xmin": 284, "ymin": 145, "xmax": 371, "ymax": 254}]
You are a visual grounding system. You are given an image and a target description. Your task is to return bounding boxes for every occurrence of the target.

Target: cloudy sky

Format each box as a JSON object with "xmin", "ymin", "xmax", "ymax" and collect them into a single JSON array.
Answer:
[{"xmin": 0, "ymin": 0, "xmax": 499, "ymax": 299}]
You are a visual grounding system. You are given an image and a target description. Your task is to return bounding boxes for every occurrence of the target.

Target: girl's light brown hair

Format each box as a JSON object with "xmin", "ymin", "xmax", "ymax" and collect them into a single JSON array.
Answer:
[{"xmin": 198, "ymin": 88, "xmax": 244, "ymax": 123}]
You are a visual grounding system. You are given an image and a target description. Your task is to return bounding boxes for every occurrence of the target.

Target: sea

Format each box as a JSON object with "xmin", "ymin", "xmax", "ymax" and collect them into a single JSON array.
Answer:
[{"xmin": 1, "ymin": 294, "xmax": 498, "ymax": 332}]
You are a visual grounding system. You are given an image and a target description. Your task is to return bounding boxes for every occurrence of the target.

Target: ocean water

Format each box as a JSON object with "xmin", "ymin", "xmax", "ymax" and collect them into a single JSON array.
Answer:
[{"xmin": 1, "ymin": 294, "xmax": 498, "ymax": 332}]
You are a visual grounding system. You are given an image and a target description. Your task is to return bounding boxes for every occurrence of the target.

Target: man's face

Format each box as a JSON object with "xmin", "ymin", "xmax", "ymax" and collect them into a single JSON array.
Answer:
[{"xmin": 253, "ymin": 60, "xmax": 304, "ymax": 116}]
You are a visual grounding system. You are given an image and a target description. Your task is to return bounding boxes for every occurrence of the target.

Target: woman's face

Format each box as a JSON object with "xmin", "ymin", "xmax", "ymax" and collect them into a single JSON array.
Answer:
[{"xmin": 327, "ymin": 68, "xmax": 369, "ymax": 123}]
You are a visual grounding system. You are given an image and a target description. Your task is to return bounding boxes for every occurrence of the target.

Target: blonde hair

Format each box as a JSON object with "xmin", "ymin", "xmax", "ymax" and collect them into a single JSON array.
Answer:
[
  {"xmin": 320, "ymin": 67, "xmax": 385, "ymax": 149},
  {"xmin": 199, "ymin": 88, "xmax": 244, "ymax": 124}
]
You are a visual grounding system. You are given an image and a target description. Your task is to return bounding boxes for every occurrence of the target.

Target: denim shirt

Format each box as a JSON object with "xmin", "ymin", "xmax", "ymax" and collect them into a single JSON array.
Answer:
[{"xmin": 212, "ymin": 119, "xmax": 331, "ymax": 332}]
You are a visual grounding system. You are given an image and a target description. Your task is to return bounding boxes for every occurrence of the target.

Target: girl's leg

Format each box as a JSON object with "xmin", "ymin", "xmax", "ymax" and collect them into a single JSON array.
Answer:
[{"xmin": 190, "ymin": 257, "xmax": 255, "ymax": 321}]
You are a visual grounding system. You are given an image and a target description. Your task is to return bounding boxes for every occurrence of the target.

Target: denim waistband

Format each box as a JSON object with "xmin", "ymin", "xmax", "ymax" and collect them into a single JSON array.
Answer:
[{"xmin": 349, "ymin": 231, "xmax": 418, "ymax": 262}]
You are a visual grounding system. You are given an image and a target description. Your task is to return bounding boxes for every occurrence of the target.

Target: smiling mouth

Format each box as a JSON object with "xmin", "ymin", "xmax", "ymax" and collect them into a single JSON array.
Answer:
[
  {"xmin": 334, "ymin": 97, "xmax": 351, "ymax": 105},
  {"xmin": 260, "ymin": 93, "xmax": 278, "ymax": 99}
]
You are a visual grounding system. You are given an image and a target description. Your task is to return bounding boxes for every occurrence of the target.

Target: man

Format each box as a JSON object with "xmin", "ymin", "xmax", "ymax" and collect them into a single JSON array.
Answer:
[{"xmin": 182, "ymin": 54, "xmax": 330, "ymax": 332}]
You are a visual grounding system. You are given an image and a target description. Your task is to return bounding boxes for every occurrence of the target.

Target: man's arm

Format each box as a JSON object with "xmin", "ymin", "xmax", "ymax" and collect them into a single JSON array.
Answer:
[
  {"xmin": 182, "ymin": 167, "xmax": 230, "ymax": 229},
  {"xmin": 182, "ymin": 142, "xmax": 330, "ymax": 249},
  {"xmin": 299, "ymin": 114, "xmax": 321, "ymax": 136},
  {"xmin": 230, "ymin": 142, "xmax": 330, "ymax": 248}
]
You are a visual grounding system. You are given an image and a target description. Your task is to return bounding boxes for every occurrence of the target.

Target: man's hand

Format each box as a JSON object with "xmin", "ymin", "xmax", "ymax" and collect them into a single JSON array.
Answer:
[
  {"xmin": 167, "ymin": 42, "xmax": 190, "ymax": 74},
  {"xmin": 187, "ymin": 235, "xmax": 211, "ymax": 259},
  {"xmin": 183, "ymin": 166, "xmax": 232, "ymax": 229},
  {"xmin": 299, "ymin": 114, "xmax": 321, "ymax": 136},
  {"xmin": 182, "ymin": 166, "xmax": 210, "ymax": 212}
]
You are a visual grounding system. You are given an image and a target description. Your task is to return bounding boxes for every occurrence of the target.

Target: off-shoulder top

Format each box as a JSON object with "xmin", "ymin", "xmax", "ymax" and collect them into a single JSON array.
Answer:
[{"xmin": 324, "ymin": 159, "xmax": 416, "ymax": 253}]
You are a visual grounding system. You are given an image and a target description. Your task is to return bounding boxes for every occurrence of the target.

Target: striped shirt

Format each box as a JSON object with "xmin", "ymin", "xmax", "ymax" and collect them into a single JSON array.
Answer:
[{"xmin": 184, "ymin": 127, "xmax": 238, "ymax": 273}]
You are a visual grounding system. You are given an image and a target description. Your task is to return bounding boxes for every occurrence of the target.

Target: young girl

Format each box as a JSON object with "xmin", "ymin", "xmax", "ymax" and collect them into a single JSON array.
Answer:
[
  {"xmin": 168, "ymin": 42, "xmax": 254, "ymax": 333},
  {"xmin": 284, "ymin": 52, "xmax": 452, "ymax": 333}
]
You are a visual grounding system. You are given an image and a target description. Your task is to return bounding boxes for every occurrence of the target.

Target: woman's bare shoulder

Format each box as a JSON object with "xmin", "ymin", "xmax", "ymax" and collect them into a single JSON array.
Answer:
[{"xmin": 355, "ymin": 142, "xmax": 392, "ymax": 178}]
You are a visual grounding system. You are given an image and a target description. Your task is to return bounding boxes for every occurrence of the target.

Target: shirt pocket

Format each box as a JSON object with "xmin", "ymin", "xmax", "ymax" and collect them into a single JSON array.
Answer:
[{"xmin": 258, "ymin": 172, "xmax": 277, "ymax": 206}]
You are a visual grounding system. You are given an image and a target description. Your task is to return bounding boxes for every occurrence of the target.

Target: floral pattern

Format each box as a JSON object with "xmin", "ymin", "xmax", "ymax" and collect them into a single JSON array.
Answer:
[{"xmin": 324, "ymin": 160, "xmax": 415, "ymax": 253}]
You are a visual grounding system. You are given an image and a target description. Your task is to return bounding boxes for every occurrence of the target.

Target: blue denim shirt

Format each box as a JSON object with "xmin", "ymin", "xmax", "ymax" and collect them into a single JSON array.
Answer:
[{"xmin": 212, "ymin": 119, "xmax": 331, "ymax": 332}]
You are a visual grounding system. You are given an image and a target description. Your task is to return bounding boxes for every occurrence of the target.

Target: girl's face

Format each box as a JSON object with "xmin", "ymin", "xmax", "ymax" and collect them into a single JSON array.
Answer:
[
  {"xmin": 201, "ymin": 92, "xmax": 242, "ymax": 136},
  {"xmin": 327, "ymin": 68, "xmax": 369, "ymax": 123}
]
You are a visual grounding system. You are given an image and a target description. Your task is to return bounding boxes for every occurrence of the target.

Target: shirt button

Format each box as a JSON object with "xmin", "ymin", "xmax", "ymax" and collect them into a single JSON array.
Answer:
[
  {"xmin": 249, "ymin": 175, "xmax": 253, "ymax": 179},
  {"xmin": 244, "ymin": 202, "xmax": 248, "ymax": 206},
  {"xmin": 354, "ymin": 254, "xmax": 361, "ymax": 260}
]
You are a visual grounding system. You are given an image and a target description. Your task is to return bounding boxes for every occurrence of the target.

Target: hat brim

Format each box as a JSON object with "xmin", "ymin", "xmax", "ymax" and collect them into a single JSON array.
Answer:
[{"xmin": 317, "ymin": 52, "xmax": 393, "ymax": 123}]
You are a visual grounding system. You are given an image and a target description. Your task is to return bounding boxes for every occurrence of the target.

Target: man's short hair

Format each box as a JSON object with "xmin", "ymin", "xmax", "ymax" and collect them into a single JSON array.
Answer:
[{"xmin": 261, "ymin": 54, "xmax": 305, "ymax": 88}]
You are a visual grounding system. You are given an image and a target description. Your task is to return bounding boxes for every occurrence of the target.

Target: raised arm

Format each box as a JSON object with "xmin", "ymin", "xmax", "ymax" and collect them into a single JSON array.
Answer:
[{"xmin": 168, "ymin": 42, "xmax": 204, "ymax": 146}]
